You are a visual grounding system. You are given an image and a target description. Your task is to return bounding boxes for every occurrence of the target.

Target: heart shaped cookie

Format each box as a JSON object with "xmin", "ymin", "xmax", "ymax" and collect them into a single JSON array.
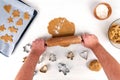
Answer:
[
  {"xmin": 16, "ymin": 18, "xmax": 23, "ymax": 26},
  {"xmin": 4, "ymin": 5, "xmax": 11, "ymax": 13}
]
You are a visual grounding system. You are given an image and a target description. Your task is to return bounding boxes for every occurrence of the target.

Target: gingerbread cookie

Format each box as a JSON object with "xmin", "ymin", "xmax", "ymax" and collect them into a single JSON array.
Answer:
[
  {"xmin": 0, "ymin": 25, "xmax": 6, "ymax": 32},
  {"xmin": 0, "ymin": 34, "xmax": 13, "ymax": 43},
  {"xmin": 58, "ymin": 63, "xmax": 70, "ymax": 75},
  {"xmin": 16, "ymin": 18, "xmax": 23, "ymax": 26},
  {"xmin": 67, "ymin": 51, "xmax": 74, "ymax": 60},
  {"xmin": 4, "ymin": 5, "xmax": 12, "ymax": 13},
  {"xmin": 80, "ymin": 50, "xmax": 89, "ymax": 60},
  {"xmin": 8, "ymin": 26, "xmax": 18, "ymax": 33},
  {"xmin": 12, "ymin": 10, "xmax": 20, "ymax": 17},
  {"xmin": 8, "ymin": 16, "xmax": 13, "ymax": 23},
  {"xmin": 24, "ymin": 12, "xmax": 30, "ymax": 20},
  {"xmin": 49, "ymin": 54, "xmax": 56, "ymax": 62}
]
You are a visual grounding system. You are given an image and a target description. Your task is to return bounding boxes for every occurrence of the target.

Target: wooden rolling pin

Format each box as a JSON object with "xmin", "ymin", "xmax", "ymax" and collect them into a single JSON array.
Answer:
[{"xmin": 45, "ymin": 36, "xmax": 82, "ymax": 47}]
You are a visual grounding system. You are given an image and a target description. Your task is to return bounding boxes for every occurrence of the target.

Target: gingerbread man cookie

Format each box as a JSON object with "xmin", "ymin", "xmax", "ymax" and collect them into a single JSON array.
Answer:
[
  {"xmin": 0, "ymin": 34, "xmax": 13, "ymax": 43},
  {"xmin": 8, "ymin": 26, "xmax": 18, "ymax": 33}
]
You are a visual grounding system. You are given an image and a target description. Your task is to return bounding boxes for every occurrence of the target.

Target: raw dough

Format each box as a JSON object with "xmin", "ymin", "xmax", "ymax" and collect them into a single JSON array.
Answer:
[{"xmin": 88, "ymin": 60, "xmax": 102, "ymax": 71}]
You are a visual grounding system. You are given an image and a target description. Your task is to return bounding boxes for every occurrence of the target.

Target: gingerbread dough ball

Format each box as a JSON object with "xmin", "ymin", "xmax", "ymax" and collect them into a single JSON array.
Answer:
[{"xmin": 88, "ymin": 60, "xmax": 102, "ymax": 71}]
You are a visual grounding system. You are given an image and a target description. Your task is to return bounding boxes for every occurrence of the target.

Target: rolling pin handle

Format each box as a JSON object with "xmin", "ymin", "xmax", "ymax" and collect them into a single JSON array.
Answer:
[{"xmin": 44, "ymin": 42, "xmax": 47, "ymax": 46}]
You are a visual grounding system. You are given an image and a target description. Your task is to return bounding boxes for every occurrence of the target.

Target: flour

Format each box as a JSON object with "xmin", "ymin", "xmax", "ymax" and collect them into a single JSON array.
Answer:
[
  {"xmin": 54, "ymin": 29, "xmax": 59, "ymax": 34},
  {"xmin": 96, "ymin": 4, "xmax": 109, "ymax": 19}
]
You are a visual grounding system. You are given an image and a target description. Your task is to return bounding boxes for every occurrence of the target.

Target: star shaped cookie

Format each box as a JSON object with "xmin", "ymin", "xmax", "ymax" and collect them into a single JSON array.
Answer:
[{"xmin": 8, "ymin": 16, "xmax": 13, "ymax": 23}]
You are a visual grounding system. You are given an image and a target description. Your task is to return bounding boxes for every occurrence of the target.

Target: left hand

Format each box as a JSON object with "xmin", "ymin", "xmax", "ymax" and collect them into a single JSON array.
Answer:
[{"xmin": 31, "ymin": 38, "xmax": 46, "ymax": 56}]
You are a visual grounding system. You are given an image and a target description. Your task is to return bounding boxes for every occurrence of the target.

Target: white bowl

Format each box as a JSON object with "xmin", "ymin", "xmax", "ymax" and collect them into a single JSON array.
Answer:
[{"xmin": 108, "ymin": 18, "xmax": 120, "ymax": 49}]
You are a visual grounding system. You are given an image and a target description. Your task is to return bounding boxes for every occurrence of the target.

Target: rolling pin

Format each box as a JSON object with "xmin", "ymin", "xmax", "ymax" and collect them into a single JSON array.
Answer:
[{"xmin": 45, "ymin": 36, "xmax": 82, "ymax": 47}]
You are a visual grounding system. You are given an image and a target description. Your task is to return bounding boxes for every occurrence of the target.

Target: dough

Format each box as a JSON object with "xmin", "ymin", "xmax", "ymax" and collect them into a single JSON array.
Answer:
[{"xmin": 88, "ymin": 60, "xmax": 102, "ymax": 71}]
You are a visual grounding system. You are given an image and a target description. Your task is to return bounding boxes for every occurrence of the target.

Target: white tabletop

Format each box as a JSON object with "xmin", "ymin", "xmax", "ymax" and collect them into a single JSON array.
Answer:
[{"xmin": 0, "ymin": 0, "xmax": 120, "ymax": 80}]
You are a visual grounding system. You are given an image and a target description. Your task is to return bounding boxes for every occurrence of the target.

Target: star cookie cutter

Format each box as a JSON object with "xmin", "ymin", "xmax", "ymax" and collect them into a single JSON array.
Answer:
[{"xmin": 23, "ymin": 43, "xmax": 32, "ymax": 53}]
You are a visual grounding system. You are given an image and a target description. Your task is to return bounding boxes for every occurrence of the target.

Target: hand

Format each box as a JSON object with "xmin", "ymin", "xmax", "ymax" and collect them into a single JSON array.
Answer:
[
  {"xmin": 82, "ymin": 34, "xmax": 99, "ymax": 49},
  {"xmin": 31, "ymin": 38, "xmax": 46, "ymax": 56}
]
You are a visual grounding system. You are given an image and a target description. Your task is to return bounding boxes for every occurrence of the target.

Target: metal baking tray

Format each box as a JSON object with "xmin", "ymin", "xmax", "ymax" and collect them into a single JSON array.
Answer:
[{"xmin": 0, "ymin": 0, "xmax": 37, "ymax": 57}]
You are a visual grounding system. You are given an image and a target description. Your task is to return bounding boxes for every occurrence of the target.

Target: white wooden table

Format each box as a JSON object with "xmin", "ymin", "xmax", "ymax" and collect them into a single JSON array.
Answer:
[{"xmin": 0, "ymin": 0, "xmax": 120, "ymax": 80}]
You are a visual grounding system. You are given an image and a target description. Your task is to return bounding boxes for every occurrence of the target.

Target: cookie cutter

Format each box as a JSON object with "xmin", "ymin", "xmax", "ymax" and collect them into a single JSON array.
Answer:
[
  {"xmin": 67, "ymin": 51, "xmax": 74, "ymax": 60},
  {"xmin": 49, "ymin": 53, "xmax": 56, "ymax": 62},
  {"xmin": 23, "ymin": 43, "xmax": 31, "ymax": 53},
  {"xmin": 79, "ymin": 50, "xmax": 89, "ymax": 60},
  {"xmin": 39, "ymin": 65, "xmax": 48, "ymax": 73},
  {"xmin": 58, "ymin": 63, "xmax": 70, "ymax": 75}
]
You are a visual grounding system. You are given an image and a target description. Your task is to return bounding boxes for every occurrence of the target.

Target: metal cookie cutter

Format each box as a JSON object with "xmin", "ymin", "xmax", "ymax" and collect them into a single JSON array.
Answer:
[
  {"xmin": 39, "ymin": 65, "xmax": 48, "ymax": 73},
  {"xmin": 58, "ymin": 63, "xmax": 70, "ymax": 75},
  {"xmin": 67, "ymin": 51, "xmax": 74, "ymax": 60},
  {"xmin": 79, "ymin": 50, "xmax": 89, "ymax": 60},
  {"xmin": 49, "ymin": 53, "xmax": 56, "ymax": 62},
  {"xmin": 23, "ymin": 43, "xmax": 32, "ymax": 53}
]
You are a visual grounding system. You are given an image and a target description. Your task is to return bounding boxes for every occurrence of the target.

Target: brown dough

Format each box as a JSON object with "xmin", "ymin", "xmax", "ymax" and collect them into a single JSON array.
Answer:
[
  {"xmin": 48, "ymin": 17, "xmax": 75, "ymax": 38},
  {"xmin": 88, "ymin": 60, "xmax": 102, "ymax": 71}
]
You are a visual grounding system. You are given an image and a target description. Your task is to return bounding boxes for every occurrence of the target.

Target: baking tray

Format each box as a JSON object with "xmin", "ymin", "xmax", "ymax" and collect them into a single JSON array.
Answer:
[{"xmin": 0, "ymin": 0, "xmax": 37, "ymax": 57}]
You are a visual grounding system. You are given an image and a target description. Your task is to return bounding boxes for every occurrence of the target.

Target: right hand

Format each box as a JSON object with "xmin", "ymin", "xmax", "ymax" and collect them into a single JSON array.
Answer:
[{"xmin": 81, "ymin": 34, "xmax": 99, "ymax": 49}]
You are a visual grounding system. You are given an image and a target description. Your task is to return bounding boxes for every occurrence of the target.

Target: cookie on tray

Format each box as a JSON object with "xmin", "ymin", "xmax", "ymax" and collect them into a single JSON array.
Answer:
[
  {"xmin": 4, "ymin": 5, "xmax": 12, "ymax": 13},
  {"xmin": 108, "ymin": 24, "xmax": 120, "ymax": 44},
  {"xmin": 24, "ymin": 12, "xmax": 30, "ymax": 20},
  {"xmin": 12, "ymin": 10, "xmax": 20, "ymax": 17},
  {"xmin": 0, "ymin": 25, "xmax": 6, "ymax": 32},
  {"xmin": 8, "ymin": 26, "xmax": 18, "ymax": 33},
  {"xmin": 16, "ymin": 18, "xmax": 23, "ymax": 26},
  {"xmin": 0, "ymin": 34, "xmax": 13, "ymax": 43},
  {"xmin": 8, "ymin": 16, "xmax": 13, "ymax": 23}
]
